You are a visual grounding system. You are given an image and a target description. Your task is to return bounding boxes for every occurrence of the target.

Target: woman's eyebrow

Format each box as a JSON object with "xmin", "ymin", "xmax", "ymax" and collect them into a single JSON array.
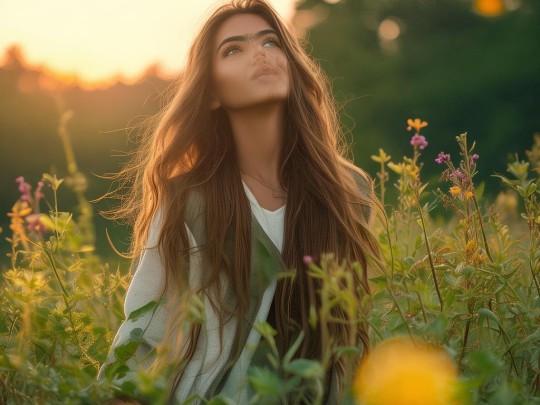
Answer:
[{"xmin": 216, "ymin": 29, "xmax": 278, "ymax": 54}]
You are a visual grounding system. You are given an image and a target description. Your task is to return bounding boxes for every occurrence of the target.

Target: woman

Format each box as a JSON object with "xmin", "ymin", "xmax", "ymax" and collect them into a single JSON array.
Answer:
[{"xmin": 97, "ymin": 0, "xmax": 382, "ymax": 404}]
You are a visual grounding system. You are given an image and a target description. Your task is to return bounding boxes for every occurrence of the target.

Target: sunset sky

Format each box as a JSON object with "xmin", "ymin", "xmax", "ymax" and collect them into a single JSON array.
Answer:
[{"xmin": 0, "ymin": 0, "xmax": 298, "ymax": 86}]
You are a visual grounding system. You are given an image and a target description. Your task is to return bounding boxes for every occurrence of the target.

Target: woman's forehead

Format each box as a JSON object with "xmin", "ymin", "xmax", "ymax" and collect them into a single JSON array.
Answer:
[{"xmin": 214, "ymin": 13, "xmax": 274, "ymax": 46}]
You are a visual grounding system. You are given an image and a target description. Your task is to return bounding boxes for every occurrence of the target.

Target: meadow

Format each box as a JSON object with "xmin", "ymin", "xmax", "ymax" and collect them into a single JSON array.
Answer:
[{"xmin": 1, "ymin": 114, "xmax": 539, "ymax": 404}]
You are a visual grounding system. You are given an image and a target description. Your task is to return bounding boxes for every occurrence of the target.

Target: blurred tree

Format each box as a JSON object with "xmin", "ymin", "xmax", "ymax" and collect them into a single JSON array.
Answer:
[{"xmin": 292, "ymin": 0, "xmax": 540, "ymax": 195}]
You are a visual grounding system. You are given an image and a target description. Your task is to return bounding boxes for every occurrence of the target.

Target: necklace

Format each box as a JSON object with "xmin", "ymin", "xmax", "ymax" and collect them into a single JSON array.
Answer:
[{"xmin": 240, "ymin": 169, "xmax": 288, "ymax": 199}]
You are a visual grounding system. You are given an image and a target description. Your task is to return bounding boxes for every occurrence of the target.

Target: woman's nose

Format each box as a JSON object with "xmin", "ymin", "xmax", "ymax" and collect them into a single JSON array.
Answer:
[{"xmin": 251, "ymin": 41, "xmax": 267, "ymax": 57}]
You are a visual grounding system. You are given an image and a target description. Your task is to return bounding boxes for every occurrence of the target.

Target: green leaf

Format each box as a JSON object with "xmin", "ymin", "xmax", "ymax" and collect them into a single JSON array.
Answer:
[
  {"xmin": 284, "ymin": 359, "xmax": 324, "ymax": 379},
  {"xmin": 114, "ymin": 340, "xmax": 141, "ymax": 363},
  {"xmin": 206, "ymin": 395, "xmax": 238, "ymax": 405},
  {"xmin": 333, "ymin": 346, "xmax": 362, "ymax": 358},
  {"xmin": 422, "ymin": 312, "xmax": 449, "ymax": 337},
  {"xmin": 464, "ymin": 349, "xmax": 504, "ymax": 383},
  {"xmin": 127, "ymin": 300, "xmax": 163, "ymax": 322},
  {"xmin": 282, "ymin": 330, "xmax": 304, "ymax": 366},
  {"xmin": 476, "ymin": 181, "xmax": 485, "ymax": 199},
  {"xmin": 477, "ymin": 308, "xmax": 501, "ymax": 327},
  {"xmin": 247, "ymin": 366, "xmax": 284, "ymax": 394}
]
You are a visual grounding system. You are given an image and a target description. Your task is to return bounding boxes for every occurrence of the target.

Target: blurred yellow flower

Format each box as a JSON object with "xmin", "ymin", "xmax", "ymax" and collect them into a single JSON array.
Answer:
[
  {"xmin": 371, "ymin": 148, "xmax": 391, "ymax": 163},
  {"xmin": 474, "ymin": 0, "xmax": 505, "ymax": 17},
  {"xmin": 450, "ymin": 186, "xmax": 462, "ymax": 197},
  {"xmin": 407, "ymin": 118, "xmax": 428, "ymax": 132},
  {"xmin": 353, "ymin": 335, "xmax": 461, "ymax": 405},
  {"xmin": 464, "ymin": 191, "xmax": 474, "ymax": 200},
  {"xmin": 387, "ymin": 162, "xmax": 403, "ymax": 174},
  {"xmin": 465, "ymin": 239, "xmax": 477, "ymax": 254}
]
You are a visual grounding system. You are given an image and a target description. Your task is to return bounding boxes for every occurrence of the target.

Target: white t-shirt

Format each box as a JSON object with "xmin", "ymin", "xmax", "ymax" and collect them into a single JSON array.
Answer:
[{"xmin": 184, "ymin": 179, "xmax": 285, "ymax": 403}]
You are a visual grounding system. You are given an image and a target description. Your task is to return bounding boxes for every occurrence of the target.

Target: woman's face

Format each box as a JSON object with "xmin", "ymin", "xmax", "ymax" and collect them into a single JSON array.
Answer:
[{"xmin": 210, "ymin": 13, "xmax": 290, "ymax": 111}]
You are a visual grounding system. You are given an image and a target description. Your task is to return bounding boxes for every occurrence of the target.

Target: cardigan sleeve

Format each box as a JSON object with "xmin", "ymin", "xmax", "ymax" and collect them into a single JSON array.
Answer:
[{"xmin": 96, "ymin": 206, "xmax": 198, "ymax": 392}]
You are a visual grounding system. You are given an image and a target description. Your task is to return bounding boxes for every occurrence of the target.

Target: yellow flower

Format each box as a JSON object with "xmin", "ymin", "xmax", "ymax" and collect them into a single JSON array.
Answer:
[
  {"xmin": 464, "ymin": 191, "xmax": 474, "ymax": 200},
  {"xmin": 465, "ymin": 239, "xmax": 477, "ymax": 254},
  {"xmin": 474, "ymin": 0, "xmax": 505, "ymax": 17},
  {"xmin": 353, "ymin": 335, "xmax": 461, "ymax": 405},
  {"xmin": 387, "ymin": 162, "xmax": 403, "ymax": 174},
  {"xmin": 407, "ymin": 118, "xmax": 428, "ymax": 132},
  {"xmin": 450, "ymin": 186, "xmax": 461, "ymax": 197},
  {"xmin": 371, "ymin": 148, "xmax": 391, "ymax": 163},
  {"xmin": 474, "ymin": 250, "xmax": 488, "ymax": 266}
]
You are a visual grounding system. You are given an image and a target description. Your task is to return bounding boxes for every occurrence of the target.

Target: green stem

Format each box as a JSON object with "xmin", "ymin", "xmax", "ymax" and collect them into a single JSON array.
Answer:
[
  {"xmin": 528, "ymin": 228, "xmax": 540, "ymax": 297},
  {"xmin": 471, "ymin": 195, "xmax": 494, "ymax": 263},
  {"xmin": 416, "ymin": 198, "xmax": 444, "ymax": 312}
]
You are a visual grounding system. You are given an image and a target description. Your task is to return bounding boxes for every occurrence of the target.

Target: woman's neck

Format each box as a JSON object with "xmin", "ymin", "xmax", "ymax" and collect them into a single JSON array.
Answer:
[{"xmin": 228, "ymin": 102, "xmax": 285, "ymax": 183}]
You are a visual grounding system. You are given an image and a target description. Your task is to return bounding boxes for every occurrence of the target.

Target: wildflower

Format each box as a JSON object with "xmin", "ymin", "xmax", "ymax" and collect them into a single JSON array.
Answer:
[
  {"xmin": 353, "ymin": 335, "xmax": 460, "ymax": 405},
  {"xmin": 471, "ymin": 153, "xmax": 479, "ymax": 160},
  {"xmin": 464, "ymin": 191, "xmax": 474, "ymax": 200},
  {"xmin": 410, "ymin": 133, "xmax": 428, "ymax": 150},
  {"xmin": 35, "ymin": 180, "xmax": 45, "ymax": 201},
  {"xmin": 26, "ymin": 213, "xmax": 47, "ymax": 234},
  {"xmin": 16, "ymin": 176, "xmax": 32, "ymax": 202},
  {"xmin": 435, "ymin": 152, "xmax": 451, "ymax": 164},
  {"xmin": 387, "ymin": 162, "xmax": 403, "ymax": 174},
  {"xmin": 453, "ymin": 169, "xmax": 465, "ymax": 179},
  {"xmin": 473, "ymin": 249, "xmax": 487, "ymax": 266},
  {"xmin": 407, "ymin": 118, "xmax": 428, "ymax": 132},
  {"xmin": 465, "ymin": 239, "xmax": 477, "ymax": 254},
  {"xmin": 7, "ymin": 200, "xmax": 32, "ymax": 250},
  {"xmin": 371, "ymin": 148, "xmax": 391, "ymax": 163},
  {"xmin": 303, "ymin": 255, "xmax": 313, "ymax": 265},
  {"xmin": 450, "ymin": 186, "xmax": 461, "ymax": 197}
]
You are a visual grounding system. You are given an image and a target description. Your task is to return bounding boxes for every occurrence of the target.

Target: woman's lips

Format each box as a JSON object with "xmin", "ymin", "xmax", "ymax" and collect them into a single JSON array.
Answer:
[{"xmin": 252, "ymin": 66, "xmax": 278, "ymax": 79}]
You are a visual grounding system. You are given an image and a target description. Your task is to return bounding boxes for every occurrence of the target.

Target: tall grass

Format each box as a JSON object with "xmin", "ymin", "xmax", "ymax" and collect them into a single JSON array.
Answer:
[{"xmin": 1, "ymin": 111, "xmax": 539, "ymax": 404}]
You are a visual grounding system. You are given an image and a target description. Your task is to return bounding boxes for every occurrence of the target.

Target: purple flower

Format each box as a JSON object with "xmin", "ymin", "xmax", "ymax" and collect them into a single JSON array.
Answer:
[
  {"xmin": 303, "ymin": 255, "xmax": 313, "ymax": 265},
  {"xmin": 410, "ymin": 133, "xmax": 428, "ymax": 150},
  {"xmin": 435, "ymin": 152, "xmax": 451, "ymax": 164},
  {"xmin": 35, "ymin": 180, "xmax": 45, "ymax": 201},
  {"xmin": 16, "ymin": 176, "xmax": 33, "ymax": 202},
  {"xmin": 472, "ymin": 154, "xmax": 479, "ymax": 160},
  {"xmin": 16, "ymin": 176, "xmax": 31, "ymax": 194},
  {"xmin": 454, "ymin": 169, "xmax": 465, "ymax": 179}
]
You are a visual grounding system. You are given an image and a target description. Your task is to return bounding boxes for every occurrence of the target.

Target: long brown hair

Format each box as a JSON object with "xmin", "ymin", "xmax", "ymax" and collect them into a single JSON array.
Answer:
[{"xmin": 96, "ymin": 0, "xmax": 383, "ymax": 402}]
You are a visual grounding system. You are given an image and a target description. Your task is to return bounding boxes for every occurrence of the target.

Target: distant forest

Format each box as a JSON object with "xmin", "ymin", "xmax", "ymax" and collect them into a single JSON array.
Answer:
[{"xmin": 1, "ymin": 0, "xmax": 539, "ymax": 265}]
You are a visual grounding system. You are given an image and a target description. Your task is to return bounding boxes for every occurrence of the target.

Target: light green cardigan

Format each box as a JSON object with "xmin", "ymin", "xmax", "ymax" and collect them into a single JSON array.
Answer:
[{"xmin": 97, "ymin": 167, "xmax": 372, "ymax": 404}]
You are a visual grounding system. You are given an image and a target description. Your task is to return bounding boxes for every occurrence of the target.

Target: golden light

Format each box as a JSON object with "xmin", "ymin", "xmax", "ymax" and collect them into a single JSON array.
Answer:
[
  {"xmin": 378, "ymin": 18, "xmax": 401, "ymax": 41},
  {"xmin": 1, "ymin": 1, "xmax": 297, "ymax": 91},
  {"xmin": 353, "ymin": 335, "xmax": 462, "ymax": 405},
  {"xmin": 474, "ymin": 0, "xmax": 506, "ymax": 17}
]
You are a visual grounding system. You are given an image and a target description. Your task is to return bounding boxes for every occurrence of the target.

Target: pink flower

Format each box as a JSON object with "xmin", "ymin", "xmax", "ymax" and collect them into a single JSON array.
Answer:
[
  {"xmin": 435, "ymin": 152, "xmax": 451, "ymax": 164},
  {"xmin": 16, "ymin": 176, "xmax": 33, "ymax": 203},
  {"xmin": 303, "ymin": 255, "xmax": 313, "ymax": 265},
  {"xmin": 35, "ymin": 180, "xmax": 45, "ymax": 201},
  {"xmin": 410, "ymin": 133, "xmax": 428, "ymax": 150},
  {"xmin": 26, "ymin": 213, "xmax": 47, "ymax": 234}
]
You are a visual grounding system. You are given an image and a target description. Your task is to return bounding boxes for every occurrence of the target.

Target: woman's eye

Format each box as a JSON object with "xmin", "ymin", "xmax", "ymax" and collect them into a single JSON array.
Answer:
[
  {"xmin": 222, "ymin": 45, "xmax": 239, "ymax": 57},
  {"xmin": 263, "ymin": 38, "xmax": 279, "ymax": 47}
]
